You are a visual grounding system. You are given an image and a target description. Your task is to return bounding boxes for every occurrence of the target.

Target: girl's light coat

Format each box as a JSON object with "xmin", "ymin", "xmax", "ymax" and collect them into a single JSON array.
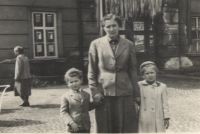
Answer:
[{"xmin": 138, "ymin": 80, "xmax": 170, "ymax": 133}]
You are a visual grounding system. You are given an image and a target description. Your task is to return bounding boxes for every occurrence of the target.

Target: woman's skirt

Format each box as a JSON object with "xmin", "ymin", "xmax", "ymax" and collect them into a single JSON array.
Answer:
[
  {"xmin": 95, "ymin": 95, "xmax": 138, "ymax": 133},
  {"xmin": 14, "ymin": 79, "xmax": 31, "ymax": 96}
]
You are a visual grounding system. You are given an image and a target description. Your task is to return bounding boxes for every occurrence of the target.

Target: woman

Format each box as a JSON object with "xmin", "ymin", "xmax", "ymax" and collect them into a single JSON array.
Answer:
[
  {"xmin": 0, "ymin": 46, "xmax": 31, "ymax": 106},
  {"xmin": 88, "ymin": 14, "xmax": 140, "ymax": 133},
  {"xmin": 14, "ymin": 46, "xmax": 31, "ymax": 106}
]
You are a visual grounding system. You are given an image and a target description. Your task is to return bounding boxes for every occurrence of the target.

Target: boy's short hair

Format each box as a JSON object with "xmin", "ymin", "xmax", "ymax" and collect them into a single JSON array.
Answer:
[
  {"xmin": 64, "ymin": 68, "xmax": 83, "ymax": 82},
  {"xmin": 101, "ymin": 13, "xmax": 122, "ymax": 28},
  {"xmin": 140, "ymin": 61, "xmax": 159, "ymax": 75}
]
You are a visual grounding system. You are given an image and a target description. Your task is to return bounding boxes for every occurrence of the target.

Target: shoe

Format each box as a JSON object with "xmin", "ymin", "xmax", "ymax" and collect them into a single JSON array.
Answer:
[
  {"xmin": 19, "ymin": 102, "xmax": 25, "ymax": 106},
  {"xmin": 20, "ymin": 102, "xmax": 30, "ymax": 107}
]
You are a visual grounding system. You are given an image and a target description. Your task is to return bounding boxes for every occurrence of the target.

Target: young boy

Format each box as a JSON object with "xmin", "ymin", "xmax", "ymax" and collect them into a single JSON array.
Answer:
[{"xmin": 60, "ymin": 68, "xmax": 94, "ymax": 133}]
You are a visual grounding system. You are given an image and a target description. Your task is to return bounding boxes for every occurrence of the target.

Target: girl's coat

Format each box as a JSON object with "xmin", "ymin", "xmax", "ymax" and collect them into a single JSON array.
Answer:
[{"xmin": 138, "ymin": 80, "xmax": 170, "ymax": 133}]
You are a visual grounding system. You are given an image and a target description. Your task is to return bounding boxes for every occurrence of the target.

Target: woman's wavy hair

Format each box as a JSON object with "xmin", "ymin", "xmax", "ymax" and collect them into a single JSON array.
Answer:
[{"xmin": 101, "ymin": 14, "xmax": 122, "ymax": 28}]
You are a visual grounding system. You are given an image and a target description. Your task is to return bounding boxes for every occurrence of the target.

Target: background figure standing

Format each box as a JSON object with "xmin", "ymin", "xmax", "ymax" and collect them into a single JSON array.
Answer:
[
  {"xmin": 88, "ymin": 14, "xmax": 140, "ymax": 133},
  {"xmin": 14, "ymin": 46, "xmax": 31, "ymax": 106}
]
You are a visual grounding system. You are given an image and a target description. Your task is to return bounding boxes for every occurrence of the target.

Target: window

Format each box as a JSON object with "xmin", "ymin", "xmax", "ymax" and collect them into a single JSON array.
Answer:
[
  {"xmin": 32, "ymin": 12, "xmax": 57, "ymax": 58},
  {"xmin": 190, "ymin": 17, "xmax": 200, "ymax": 53}
]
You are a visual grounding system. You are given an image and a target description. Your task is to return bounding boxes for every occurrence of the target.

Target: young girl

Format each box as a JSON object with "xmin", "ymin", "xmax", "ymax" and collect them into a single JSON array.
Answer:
[{"xmin": 138, "ymin": 61, "xmax": 170, "ymax": 133}]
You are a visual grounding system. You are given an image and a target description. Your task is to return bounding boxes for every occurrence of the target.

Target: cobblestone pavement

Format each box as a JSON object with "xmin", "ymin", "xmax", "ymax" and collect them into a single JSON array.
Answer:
[
  {"xmin": 0, "ymin": 85, "xmax": 95, "ymax": 133},
  {"xmin": 1, "ymin": 77, "xmax": 200, "ymax": 133}
]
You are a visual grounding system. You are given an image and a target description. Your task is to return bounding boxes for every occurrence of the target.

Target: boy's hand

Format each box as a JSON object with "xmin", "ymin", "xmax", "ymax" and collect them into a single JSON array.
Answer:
[
  {"xmin": 93, "ymin": 93, "xmax": 104, "ymax": 104},
  {"xmin": 164, "ymin": 119, "xmax": 170, "ymax": 129},
  {"xmin": 70, "ymin": 122, "xmax": 81, "ymax": 132}
]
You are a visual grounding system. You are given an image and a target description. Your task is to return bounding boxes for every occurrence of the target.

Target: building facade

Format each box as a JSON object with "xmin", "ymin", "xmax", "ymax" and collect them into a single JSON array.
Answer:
[{"xmin": 0, "ymin": 0, "xmax": 199, "ymax": 85}]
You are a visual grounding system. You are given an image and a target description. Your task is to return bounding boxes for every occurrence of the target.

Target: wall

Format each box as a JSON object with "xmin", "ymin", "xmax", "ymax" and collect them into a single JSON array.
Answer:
[{"xmin": 0, "ymin": 0, "xmax": 99, "ymax": 85}]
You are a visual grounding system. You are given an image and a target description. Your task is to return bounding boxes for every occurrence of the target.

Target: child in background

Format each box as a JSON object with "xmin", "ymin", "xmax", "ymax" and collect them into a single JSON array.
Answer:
[
  {"xmin": 60, "ymin": 68, "xmax": 94, "ymax": 133},
  {"xmin": 138, "ymin": 61, "xmax": 170, "ymax": 133}
]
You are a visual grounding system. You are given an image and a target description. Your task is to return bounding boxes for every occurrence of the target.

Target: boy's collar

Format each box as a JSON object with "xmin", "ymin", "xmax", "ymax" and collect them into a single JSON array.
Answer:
[
  {"xmin": 70, "ymin": 88, "xmax": 82, "ymax": 93},
  {"xmin": 141, "ymin": 80, "xmax": 160, "ymax": 86}
]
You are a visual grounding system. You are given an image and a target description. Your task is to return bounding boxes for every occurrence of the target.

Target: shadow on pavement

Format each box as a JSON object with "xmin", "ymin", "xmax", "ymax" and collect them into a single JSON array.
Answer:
[
  {"xmin": 0, "ymin": 119, "xmax": 44, "ymax": 127},
  {"xmin": 0, "ymin": 108, "xmax": 22, "ymax": 115},
  {"xmin": 158, "ymin": 76, "xmax": 200, "ymax": 90},
  {"xmin": 30, "ymin": 104, "xmax": 60, "ymax": 109}
]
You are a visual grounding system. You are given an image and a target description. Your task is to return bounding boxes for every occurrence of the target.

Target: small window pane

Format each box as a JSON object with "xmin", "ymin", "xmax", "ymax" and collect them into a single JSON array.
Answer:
[
  {"xmin": 46, "ymin": 30, "xmax": 55, "ymax": 42},
  {"xmin": 191, "ymin": 31, "xmax": 197, "ymax": 39},
  {"xmin": 134, "ymin": 35, "xmax": 145, "ymax": 52},
  {"xmin": 191, "ymin": 40, "xmax": 197, "ymax": 52},
  {"xmin": 198, "ymin": 41, "xmax": 200, "ymax": 52},
  {"xmin": 119, "ymin": 20, "xmax": 125, "ymax": 30},
  {"xmin": 47, "ymin": 44, "xmax": 55, "ymax": 56},
  {"xmin": 34, "ymin": 13, "xmax": 43, "ymax": 27},
  {"xmin": 133, "ymin": 22, "xmax": 144, "ymax": 31},
  {"xmin": 198, "ymin": 18, "xmax": 200, "ymax": 29},
  {"xmin": 34, "ymin": 30, "xmax": 44, "ymax": 42},
  {"xmin": 163, "ymin": 12, "xmax": 178, "ymax": 23},
  {"xmin": 191, "ymin": 18, "xmax": 196, "ymax": 29},
  {"xmin": 45, "ymin": 14, "xmax": 54, "ymax": 27},
  {"xmin": 35, "ymin": 43, "xmax": 44, "ymax": 56},
  {"xmin": 149, "ymin": 35, "xmax": 154, "ymax": 46}
]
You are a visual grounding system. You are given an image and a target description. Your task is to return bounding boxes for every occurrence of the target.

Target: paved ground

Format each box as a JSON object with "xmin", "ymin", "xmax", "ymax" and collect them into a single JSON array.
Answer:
[{"xmin": 0, "ymin": 75, "xmax": 200, "ymax": 133}]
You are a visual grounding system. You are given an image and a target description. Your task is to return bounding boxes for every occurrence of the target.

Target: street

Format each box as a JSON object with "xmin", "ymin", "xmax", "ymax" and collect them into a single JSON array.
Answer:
[{"xmin": 1, "ymin": 75, "xmax": 200, "ymax": 133}]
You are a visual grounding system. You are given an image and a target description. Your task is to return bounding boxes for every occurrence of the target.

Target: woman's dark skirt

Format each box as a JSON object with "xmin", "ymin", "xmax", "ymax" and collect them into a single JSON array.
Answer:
[
  {"xmin": 95, "ymin": 95, "xmax": 138, "ymax": 133},
  {"xmin": 14, "ymin": 79, "xmax": 31, "ymax": 96}
]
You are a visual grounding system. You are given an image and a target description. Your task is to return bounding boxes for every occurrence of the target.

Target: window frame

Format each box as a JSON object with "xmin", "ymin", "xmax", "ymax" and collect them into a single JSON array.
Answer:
[
  {"xmin": 32, "ymin": 12, "xmax": 58, "ymax": 58},
  {"xmin": 190, "ymin": 16, "xmax": 200, "ymax": 53}
]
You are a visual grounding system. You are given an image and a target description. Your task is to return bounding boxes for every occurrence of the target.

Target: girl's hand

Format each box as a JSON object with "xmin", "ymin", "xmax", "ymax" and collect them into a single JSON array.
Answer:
[
  {"xmin": 70, "ymin": 122, "xmax": 81, "ymax": 132},
  {"xmin": 134, "ymin": 97, "xmax": 141, "ymax": 106},
  {"xmin": 164, "ymin": 119, "xmax": 170, "ymax": 129}
]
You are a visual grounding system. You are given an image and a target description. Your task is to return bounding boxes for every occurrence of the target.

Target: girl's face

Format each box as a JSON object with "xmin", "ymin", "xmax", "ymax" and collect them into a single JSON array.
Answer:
[
  {"xmin": 142, "ymin": 66, "xmax": 157, "ymax": 83},
  {"xmin": 103, "ymin": 19, "xmax": 119, "ymax": 39}
]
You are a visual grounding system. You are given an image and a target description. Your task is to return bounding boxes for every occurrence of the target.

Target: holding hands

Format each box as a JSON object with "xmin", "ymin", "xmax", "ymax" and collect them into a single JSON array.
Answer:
[
  {"xmin": 93, "ymin": 93, "xmax": 104, "ymax": 104},
  {"xmin": 70, "ymin": 122, "xmax": 81, "ymax": 132}
]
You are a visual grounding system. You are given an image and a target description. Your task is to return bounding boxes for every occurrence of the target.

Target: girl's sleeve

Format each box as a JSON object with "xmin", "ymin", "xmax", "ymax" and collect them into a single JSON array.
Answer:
[
  {"xmin": 162, "ymin": 85, "xmax": 170, "ymax": 119},
  {"xmin": 60, "ymin": 95, "xmax": 74, "ymax": 125}
]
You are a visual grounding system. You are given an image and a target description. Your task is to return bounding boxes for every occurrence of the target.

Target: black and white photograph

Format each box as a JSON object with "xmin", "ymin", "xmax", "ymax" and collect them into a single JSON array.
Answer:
[{"xmin": 0, "ymin": 0, "xmax": 199, "ymax": 133}]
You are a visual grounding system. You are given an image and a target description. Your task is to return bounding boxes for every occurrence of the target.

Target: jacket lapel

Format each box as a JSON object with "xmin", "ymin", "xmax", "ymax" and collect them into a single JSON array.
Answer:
[
  {"xmin": 69, "ymin": 90, "xmax": 81, "ymax": 103},
  {"xmin": 101, "ymin": 36, "xmax": 115, "ymax": 59},
  {"xmin": 81, "ymin": 91, "xmax": 87, "ymax": 104},
  {"xmin": 115, "ymin": 38, "xmax": 127, "ymax": 59}
]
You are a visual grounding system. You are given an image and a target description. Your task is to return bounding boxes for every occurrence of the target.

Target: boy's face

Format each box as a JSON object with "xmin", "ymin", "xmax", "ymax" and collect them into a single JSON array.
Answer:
[
  {"xmin": 67, "ymin": 76, "xmax": 83, "ymax": 91},
  {"xmin": 142, "ymin": 66, "xmax": 156, "ymax": 83}
]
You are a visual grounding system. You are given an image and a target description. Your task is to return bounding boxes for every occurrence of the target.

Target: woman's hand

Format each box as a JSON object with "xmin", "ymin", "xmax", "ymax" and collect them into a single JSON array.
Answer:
[
  {"xmin": 164, "ymin": 119, "xmax": 170, "ymax": 129},
  {"xmin": 93, "ymin": 93, "xmax": 104, "ymax": 104},
  {"xmin": 70, "ymin": 122, "xmax": 81, "ymax": 132}
]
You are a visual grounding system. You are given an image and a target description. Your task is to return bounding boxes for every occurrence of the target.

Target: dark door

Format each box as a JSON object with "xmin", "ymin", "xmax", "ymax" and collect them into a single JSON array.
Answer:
[{"xmin": 124, "ymin": 16, "xmax": 156, "ymax": 74}]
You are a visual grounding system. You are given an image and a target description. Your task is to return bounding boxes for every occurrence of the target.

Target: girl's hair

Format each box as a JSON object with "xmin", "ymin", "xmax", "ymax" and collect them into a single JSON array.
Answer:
[
  {"xmin": 64, "ymin": 68, "xmax": 83, "ymax": 82},
  {"xmin": 140, "ymin": 61, "xmax": 159, "ymax": 75},
  {"xmin": 14, "ymin": 46, "xmax": 24, "ymax": 54},
  {"xmin": 101, "ymin": 14, "xmax": 122, "ymax": 28}
]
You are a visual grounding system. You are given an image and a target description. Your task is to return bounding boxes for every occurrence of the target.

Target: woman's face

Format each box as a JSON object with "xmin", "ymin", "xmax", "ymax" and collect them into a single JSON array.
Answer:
[
  {"xmin": 142, "ymin": 66, "xmax": 157, "ymax": 83},
  {"xmin": 14, "ymin": 49, "xmax": 19, "ymax": 56},
  {"xmin": 103, "ymin": 19, "xmax": 119, "ymax": 39}
]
